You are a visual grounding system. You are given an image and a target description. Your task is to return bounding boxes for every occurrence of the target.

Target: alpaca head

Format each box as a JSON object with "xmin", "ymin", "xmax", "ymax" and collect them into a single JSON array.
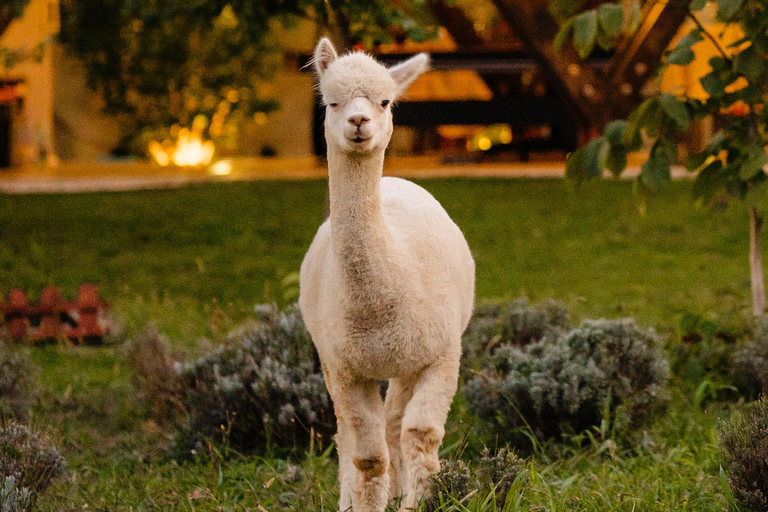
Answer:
[{"xmin": 313, "ymin": 38, "xmax": 429, "ymax": 157}]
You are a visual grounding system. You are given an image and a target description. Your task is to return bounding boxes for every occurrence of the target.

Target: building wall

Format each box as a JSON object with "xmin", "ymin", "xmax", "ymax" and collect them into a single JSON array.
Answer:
[{"xmin": 0, "ymin": 0, "xmax": 59, "ymax": 165}]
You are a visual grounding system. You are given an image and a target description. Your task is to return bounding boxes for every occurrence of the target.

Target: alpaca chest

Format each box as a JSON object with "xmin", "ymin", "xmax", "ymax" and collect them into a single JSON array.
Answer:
[{"xmin": 335, "ymin": 303, "xmax": 446, "ymax": 380}]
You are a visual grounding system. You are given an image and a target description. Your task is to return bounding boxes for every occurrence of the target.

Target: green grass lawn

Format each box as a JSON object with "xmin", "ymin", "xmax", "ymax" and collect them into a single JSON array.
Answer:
[
  {"xmin": 0, "ymin": 177, "xmax": 756, "ymax": 511},
  {"xmin": 0, "ymin": 178, "xmax": 756, "ymax": 337}
]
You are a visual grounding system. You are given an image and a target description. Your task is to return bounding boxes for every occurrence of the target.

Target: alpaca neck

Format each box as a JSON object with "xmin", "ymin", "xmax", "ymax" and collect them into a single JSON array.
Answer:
[{"xmin": 328, "ymin": 148, "xmax": 396, "ymax": 300}]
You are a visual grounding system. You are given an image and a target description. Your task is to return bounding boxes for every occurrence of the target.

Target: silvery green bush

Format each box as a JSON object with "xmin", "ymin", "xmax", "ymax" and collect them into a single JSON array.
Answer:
[
  {"xmin": 0, "ymin": 423, "xmax": 65, "ymax": 500},
  {"xmin": 465, "ymin": 318, "xmax": 669, "ymax": 441},
  {"xmin": 0, "ymin": 476, "xmax": 32, "ymax": 512},
  {"xmin": 427, "ymin": 448, "xmax": 526, "ymax": 510},
  {"xmin": 720, "ymin": 398, "xmax": 768, "ymax": 512},
  {"xmin": 462, "ymin": 298, "xmax": 572, "ymax": 370},
  {"xmin": 173, "ymin": 304, "xmax": 334, "ymax": 456},
  {"xmin": 732, "ymin": 320, "xmax": 768, "ymax": 398},
  {"xmin": 0, "ymin": 344, "xmax": 37, "ymax": 422}
]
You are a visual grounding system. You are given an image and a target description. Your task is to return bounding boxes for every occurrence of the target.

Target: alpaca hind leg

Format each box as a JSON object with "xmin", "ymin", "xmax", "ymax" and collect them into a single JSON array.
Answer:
[
  {"xmin": 336, "ymin": 417, "xmax": 356, "ymax": 511},
  {"xmin": 384, "ymin": 376, "xmax": 416, "ymax": 501},
  {"xmin": 334, "ymin": 379, "xmax": 390, "ymax": 512},
  {"xmin": 399, "ymin": 357, "xmax": 460, "ymax": 510}
]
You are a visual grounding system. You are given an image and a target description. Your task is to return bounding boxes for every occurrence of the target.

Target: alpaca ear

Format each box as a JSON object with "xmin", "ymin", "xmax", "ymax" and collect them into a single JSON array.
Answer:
[
  {"xmin": 389, "ymin": 53, "xmax": 429, "ymax": 96},
  {"xmin": 313, "ymin": 38, "xmax": 338, "ymax": 77}
]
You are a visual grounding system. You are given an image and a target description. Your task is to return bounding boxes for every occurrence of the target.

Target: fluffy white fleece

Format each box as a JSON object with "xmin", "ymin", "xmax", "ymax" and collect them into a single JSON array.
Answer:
[{"xmin": 299, "ymin": 38, "xmax": 475, "ymax": 512}]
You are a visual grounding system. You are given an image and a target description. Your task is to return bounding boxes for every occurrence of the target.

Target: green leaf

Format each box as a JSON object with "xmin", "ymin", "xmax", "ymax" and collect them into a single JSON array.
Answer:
[
  {"xmin": 734, "ymin": 44, "xmax": 764, "ymax": 82},
  {"xmin": 667, "ymin": 30, "xmax": 703, "ymax": 65},
  {"xmin": 739, "ymin": 149, "xmax": 768, "ymax": 180},
  {"xmin": 686, "ymin": 151, "xmax": 710, "ymax": 172},
  {"xmin": 641, "ymin": 140, "xmax": 674, "ymax": 188},
  {"xmin": 565, "ymin": 146, "xmax": 588, "ymax": 183},
  {"xmin": 717, "ymin": 0, "xmax": 744, "ymax": 19},
  {"xmin": 701, "ymin": 72, "xmax": 726, "ymax": 97},
  {"xmin": 693, "ymin": 161, "xmax": 724, "ymax": 200},
  {"xmin": 596, "ymin": 25, "xmax": 615, "ymax": 51},
  {"xmin": 604, "ymin": 120, "xmax": 627, "ymax": 145},
  {"xmin": 627, "ymin": 1, "xmax": 641, "ymax": 33},
  {"xmin": 582, "ymin": 136, "xmax": 609, "ymax": 179},
  {"xmin": 605, "ymin": 145, "xmax": 628, "ymax": 176},
  {"xmin": 709, "ymin": 56, "xmax": 731, "ymax": 73},
  {"xmin": 659, "ymin": 94, "xmax": 690, "ymax": 131},
  {"xmin": 690, "ymin": 0, "xmax": 708, "ymax": 10},
  {"xmin": 693, "ymin": 161, "xmax": 725, "ymax": 202},
  {"xmin": 597, "ymin": 3, "xmax": 624, "ymax": 38},
  {"xmin": 554, "ymin": 17, "xmax": 575, "ymax": 53},
  {"xmin": 573, "ymin": 10, "xmax": 598, "ymax": 58}
]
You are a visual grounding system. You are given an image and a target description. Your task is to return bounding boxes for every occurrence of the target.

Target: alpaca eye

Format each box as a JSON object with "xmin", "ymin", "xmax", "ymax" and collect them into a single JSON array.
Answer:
[
  {"xmin": 381, "ymin": 100, "xmax": 390, "ymax": 108},
  {"xmin": 329, "ymin": 103, "xmax": 338, "ymax": 108}
]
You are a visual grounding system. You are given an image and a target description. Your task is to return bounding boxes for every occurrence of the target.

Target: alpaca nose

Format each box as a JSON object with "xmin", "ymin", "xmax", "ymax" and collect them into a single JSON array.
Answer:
[{"xmin": 348, "ymin": 113, "xmax": 370, "ymax": 127}]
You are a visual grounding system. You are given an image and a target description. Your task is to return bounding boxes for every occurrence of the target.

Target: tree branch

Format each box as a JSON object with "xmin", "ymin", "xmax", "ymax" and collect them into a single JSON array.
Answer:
[{"xmin": 687, "ymin": 11, "xmax": 732, "ymax": 64}]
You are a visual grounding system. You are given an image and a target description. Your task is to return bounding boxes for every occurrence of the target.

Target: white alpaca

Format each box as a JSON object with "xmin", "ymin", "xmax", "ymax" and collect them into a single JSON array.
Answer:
[{"xmin": 299, "ymin": 38, "xmax": 475, "ymax": 512}]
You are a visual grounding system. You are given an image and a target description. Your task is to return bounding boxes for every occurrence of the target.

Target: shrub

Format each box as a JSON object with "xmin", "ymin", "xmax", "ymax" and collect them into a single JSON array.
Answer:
[
  {"xmin": 464, "ymin": 318, "xmax": 669, "ymax": 443},
  {"xmin": 427, "ymin": 448, "xmax": 526, "ymax": 510},
  {"xmin": 0, "ymin": 423, "xmax": 66, "ymax": 498},
  {"xmin": 122, "ymin": 328, "xmax": 181, "ymax": 419},
  {"xmin": 462, "ymin": 298, "xmax": 572, "ymax": 370},
  {"xmin": 732, "ymin": 320, "xmax": 768, "ymax": 398},
  {"xmin": 0, "ymin": 344, "xmax": 37, "ymax": 422},
  {"xmin": 720, "ymin": 397, "xmax": 768, "ymax": 512},
  {"xmin": 0, "ymin": 476, "xmax": 33, "ymax": 512},
  {"xmin": 173, "ymin": 304, "xmax": 334, "ymax": 456}
]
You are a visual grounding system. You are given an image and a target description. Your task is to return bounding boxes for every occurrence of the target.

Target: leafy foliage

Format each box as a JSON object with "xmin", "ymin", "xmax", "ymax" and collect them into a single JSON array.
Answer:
[
  {"xmin": 0, "ymin": 344, "xmax": 37, "ymax": 422},
  {"xmin": 554, "ymin": 1, "xmax": 640, "ymax": 57},
  {"xmin": 465, "ymin": 318, "xmax": 670, "ymax": 443},
  {"xmin": 173, "ymin": 304, "xmax": 334, "ymax": 457},
  {"xmin": 720, "ymin": 397, "xmax": 768, "ymax": 512},
  {"xmin": 0, "ymin": 423, "xmax": 65, "ymax": 500},
  {"xmin": 563, "ymin": 1, "xmax": 768, "ymax": 205},
  {"xmin": 427, "ymin": 448, "xmax": 527, "ymax": 510},
  {"xmin": 58, "ymin": 0, "xmax": 436, "ymax": 153}
]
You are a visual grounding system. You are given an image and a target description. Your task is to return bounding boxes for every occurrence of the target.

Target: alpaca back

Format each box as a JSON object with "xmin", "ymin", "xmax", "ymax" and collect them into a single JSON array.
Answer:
[{"xmin": 379, "ymin": 177, "xmax": 474, "ymax": 329}]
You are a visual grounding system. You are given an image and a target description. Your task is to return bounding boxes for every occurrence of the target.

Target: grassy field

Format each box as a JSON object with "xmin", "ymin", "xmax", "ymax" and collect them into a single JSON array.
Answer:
[{"xmin": 0, "ymin": 177, "xmax": 756, "ymax": 510}]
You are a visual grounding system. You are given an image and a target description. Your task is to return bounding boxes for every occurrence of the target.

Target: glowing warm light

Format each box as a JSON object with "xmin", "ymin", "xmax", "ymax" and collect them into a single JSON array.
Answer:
[
  {"xmin": 149, "ymin": 126, "xmax": 215, "ymax": 167},
  {"xmin": 499, "ymin": 127, "xmax": 513, "ymax": 144},
  {"xmin": 209, "ymin": 160, "xmax": 233, "ymax": 176},
  {"xmin": 254, "ymin": 112, "xmax": 268, "ymax": 125},
  {"xmin": 477, "ymin": 136, "xmax": 492, "ymax": 151}
]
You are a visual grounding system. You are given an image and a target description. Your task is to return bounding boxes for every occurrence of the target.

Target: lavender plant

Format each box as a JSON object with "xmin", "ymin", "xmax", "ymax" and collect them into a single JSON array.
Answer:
[
  {"xmin": 720, "ymin": 397, "xmax": 768, "ymax": 512},
  {"xmin": 465, "ymin": 318, "xmax": 669, "ymax": 442},
  {"xmin": 0, "ymin": 423, "xmax": 65, "ymax": 498},
  {"xmin": 463, "ymin": 298, "xmax": 572, "ymax": 370},
  {"xmin": 0, "ymin": 476, "xmax": 32, "ymax": 512},
  {"xmin": 427, "ymin": 448, "xmax": 526, "ymax": 510},
  {"xmin": 173, "ymin": 304, "xmax": 334, "ymax": 456},
  {"xmin": 732, "ymin": 318, "xmax": 768, "ymax": 398},
  {"xmin": 0, "ymin": 344, "xmax": 36, "ymax": 422}
]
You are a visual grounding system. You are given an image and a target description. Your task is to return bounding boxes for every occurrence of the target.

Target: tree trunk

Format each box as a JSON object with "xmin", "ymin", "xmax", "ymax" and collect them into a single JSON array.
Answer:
[{"xmin": 749, "ymin": 206, "xmax": 766, "ymax": 317}]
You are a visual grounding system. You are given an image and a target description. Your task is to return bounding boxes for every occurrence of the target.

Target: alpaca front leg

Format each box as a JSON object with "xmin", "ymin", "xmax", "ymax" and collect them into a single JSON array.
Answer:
[
  {"xmin": 384, "ymin": 376, "xmax": 416, "ymax": 500},
  {"xmin": 335, "ymin": 380, "xmax": 390, "ymax": 512},
  {"xmin": 398, "ymin": 356, "xmax": 460, "ymax": 510}
]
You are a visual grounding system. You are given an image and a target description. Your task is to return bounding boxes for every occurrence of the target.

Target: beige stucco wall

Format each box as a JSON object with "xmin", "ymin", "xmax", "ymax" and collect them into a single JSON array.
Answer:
[{"xmin": 0, "ymin": 0, "xmax": 59, "ymax": 165}]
